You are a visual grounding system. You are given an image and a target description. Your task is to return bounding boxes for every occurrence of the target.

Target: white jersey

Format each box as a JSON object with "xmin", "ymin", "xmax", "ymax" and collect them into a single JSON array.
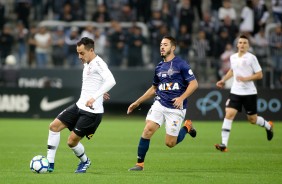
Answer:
[
  {"xmin": 76, "ymin": 55, "xmax": 116, "ymax": 113},
  {"xmin": 230, "ymin": 52, "xmax": 262, "ymax": 95}
]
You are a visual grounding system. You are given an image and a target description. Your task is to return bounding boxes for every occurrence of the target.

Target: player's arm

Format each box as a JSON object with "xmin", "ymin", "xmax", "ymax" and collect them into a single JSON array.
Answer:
[
  {"xmin": 86, "ymin": 69, "xmax": 116, "ymax": 108},
  {"xmin": 236, "ymin": 71, "xmax": 263, "ymax": 82},
  {"xmin": 172, "ymin": 79, "xmax": 198, "ymax": 109},
  {"xmin": 127, "ymin": 85, "xmax": 157, "ymax": 114},
  {"xmin": 216, "ymin": 69, "xmax": 233, "ymax": 89}
]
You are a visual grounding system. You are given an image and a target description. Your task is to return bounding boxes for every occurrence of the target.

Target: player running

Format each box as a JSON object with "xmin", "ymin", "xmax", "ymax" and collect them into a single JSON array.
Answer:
[
  {"xmin": 215, "ymin": 34, "xmax": 273, "ymax": 152},
  {"xmin": 127, "ymin": 36, "xmax": 198, "ymax": 171}
]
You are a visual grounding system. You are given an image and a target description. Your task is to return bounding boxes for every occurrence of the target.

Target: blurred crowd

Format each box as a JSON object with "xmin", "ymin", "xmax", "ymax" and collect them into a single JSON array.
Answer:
[{"xmin": 0, "ymin": 0, "xmax": 282, "ymax": 88}]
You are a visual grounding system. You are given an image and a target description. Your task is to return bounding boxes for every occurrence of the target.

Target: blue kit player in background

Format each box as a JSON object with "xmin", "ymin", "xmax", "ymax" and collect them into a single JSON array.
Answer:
[{"xmin": 127, "ymin": 36, "xmax": 198, "ymax": 171}]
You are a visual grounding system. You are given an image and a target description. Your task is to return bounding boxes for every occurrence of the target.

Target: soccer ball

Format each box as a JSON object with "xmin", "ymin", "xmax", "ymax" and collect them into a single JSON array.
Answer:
[{"xmin": 30, "ymin": 155, "xmax": 49, "ymax": 173}]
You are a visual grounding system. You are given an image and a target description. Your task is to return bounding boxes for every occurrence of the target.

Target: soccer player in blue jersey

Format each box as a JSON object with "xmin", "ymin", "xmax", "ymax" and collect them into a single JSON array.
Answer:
[{"xmin": 127, "ymin": 36, "xmax": 198, "ymax": 171}]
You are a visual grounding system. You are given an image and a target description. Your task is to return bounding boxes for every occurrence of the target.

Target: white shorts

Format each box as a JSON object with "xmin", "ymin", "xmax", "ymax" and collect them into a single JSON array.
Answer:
[{"xmin": 146, "ymin": 101, "xmax": 186, "ymax": 136}]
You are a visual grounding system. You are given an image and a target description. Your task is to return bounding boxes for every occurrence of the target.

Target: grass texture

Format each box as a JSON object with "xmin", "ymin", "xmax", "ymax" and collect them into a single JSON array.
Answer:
[{"xmin": 0, "ymin": 116, "xmax": 281, "ymax": 184}]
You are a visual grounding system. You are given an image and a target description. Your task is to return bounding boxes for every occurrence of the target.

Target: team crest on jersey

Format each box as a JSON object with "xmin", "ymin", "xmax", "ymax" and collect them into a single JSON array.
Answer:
[
  {"xmin": 157, "ymin": 68, "xmax": 179, "ymax": 78},
  {"xmin": 87, "ymin": 66, "xmax": 92, "ymax": 75}
]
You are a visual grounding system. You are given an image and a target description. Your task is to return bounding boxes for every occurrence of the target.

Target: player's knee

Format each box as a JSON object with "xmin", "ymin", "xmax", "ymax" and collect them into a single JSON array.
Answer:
[
  {"xmin": 49, "ymin": 122, "xmax": 59, "ymax": 132},
  {"xmin": 225, "ymin": 114, "xmax": 235, "ymax": 120},
  {"xmin": 67, "ymin": 139, "xmax": 77, "ymax": 148},
  {"xmin": 165, "ymin": 141, "xmax": 176, "ymax": 148},
  {"xmin": 49, "ymin": 119, "xmax": 65, "ymax": 132},
  {"xmin": 143, "ymin": 128, "xmax": 154, "ymax": 138},
  {"xmin": 247, "ymin": 116, "xmax": 256, "ymax": 124}
]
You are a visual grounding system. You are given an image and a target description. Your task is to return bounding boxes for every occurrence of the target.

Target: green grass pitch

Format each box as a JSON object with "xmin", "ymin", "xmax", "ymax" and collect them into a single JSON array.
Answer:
[{"xmin": 0, "ymin": 116, "xmax": 281, "ymax": 184}]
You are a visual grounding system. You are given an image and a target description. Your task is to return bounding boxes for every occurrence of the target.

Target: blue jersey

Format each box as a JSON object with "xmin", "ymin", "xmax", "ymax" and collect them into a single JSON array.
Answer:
[{"xmin": 153, "ymin": 56, "xmax": 196, "ymax": 109}]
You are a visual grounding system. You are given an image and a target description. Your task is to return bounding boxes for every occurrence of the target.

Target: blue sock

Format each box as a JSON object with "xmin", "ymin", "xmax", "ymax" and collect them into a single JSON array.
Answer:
[
  {"xmin": 176, "ymin": 127, "xmax": 188, "ymax": 144},
  {"xmin": 137, "ymin": 137, "xmax": 150, "ymax": 163}
]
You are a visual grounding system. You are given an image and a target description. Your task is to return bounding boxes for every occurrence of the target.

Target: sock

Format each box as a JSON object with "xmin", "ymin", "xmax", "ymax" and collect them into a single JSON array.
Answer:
[
  {"xmin": 137, "ymin": 137, "xmax": 150, "ymax": 163},
  {"xmin": 70, "ymin": 142, "xmax": 88, "ymax": 162},
  {"xmin": 176, "ymin": 127, "xmax": 187, "ymax": 144},
  {"xmin": 256, "ymin": 116, "xmax": 271, "ymax": 130},
  {"xmin": 221, "ymin": 118, "xmax": 232, "ymax": 146},
  {"xmin": 47, "ymin": 130, "xmax": 60, "ymax": 164}
]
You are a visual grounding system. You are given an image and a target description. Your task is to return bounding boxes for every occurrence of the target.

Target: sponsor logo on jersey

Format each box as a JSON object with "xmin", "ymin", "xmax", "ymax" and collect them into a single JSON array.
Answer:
[{"xmin": 158, "ymin": 82, "xmax": 180, "ymax": 91}]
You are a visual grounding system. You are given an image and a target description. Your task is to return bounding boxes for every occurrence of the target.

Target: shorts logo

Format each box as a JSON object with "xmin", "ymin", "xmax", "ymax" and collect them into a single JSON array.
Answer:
[
  {"xmin": 172, "ymin": 120, "xmax": 179, "ymax": 127},
  {"xmin": 226, "ymin": 99, "xmax": 230, "ymax": 106},
  {"xmin": 86, "ymin": 134, "xmax": 94, "ymax": 140}
]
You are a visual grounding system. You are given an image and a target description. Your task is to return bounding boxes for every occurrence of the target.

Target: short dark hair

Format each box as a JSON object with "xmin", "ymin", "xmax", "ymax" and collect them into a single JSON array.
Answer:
[
  {"xmin": 238, "ymin": 34, "xmax": 249, "ymax": 42},
  {"xmin": 77, "ymin": 37, "xmax": 95, "ymax": 50},
  {"xmin": 162, "ymin": 35, "xmax": 177, "ymax": 47}
]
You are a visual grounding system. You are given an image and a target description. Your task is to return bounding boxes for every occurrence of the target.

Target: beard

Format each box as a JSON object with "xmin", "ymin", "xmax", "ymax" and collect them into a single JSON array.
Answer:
[{"xmin": 160, "ymin": 50, "xmax": 171, "ymax": 59}]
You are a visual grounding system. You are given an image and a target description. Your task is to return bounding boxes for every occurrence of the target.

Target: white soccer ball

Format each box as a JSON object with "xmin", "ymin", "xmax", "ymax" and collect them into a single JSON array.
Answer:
[{"xmin": 30, "ymin": 155, "xmax": 49, "ymax": 173}]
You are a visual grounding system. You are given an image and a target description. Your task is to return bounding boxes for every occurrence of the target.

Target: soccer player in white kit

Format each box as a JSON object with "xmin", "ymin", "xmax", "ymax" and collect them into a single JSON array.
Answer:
[
  {"xmin": 46, "ymin": 37, "xmax": 116, "ymax": 173},
  {"xmin": 215, "ymin": 35, "xmax": 273, "ymax": 152},
  {"xmin": 127, "ymin": 36, "xmax": 198, "ymax": 171}
]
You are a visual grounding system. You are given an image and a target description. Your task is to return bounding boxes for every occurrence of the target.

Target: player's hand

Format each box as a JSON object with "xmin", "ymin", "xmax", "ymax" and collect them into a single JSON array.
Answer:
[
  {"xmin": 103, "ymin": 93, "xmax": 110, "ymax": 101},
  {"xmin": 127, "ymin": 102, "xmax": 139, "ymax": 114},
  {"xmin": 172, "ymin": 97, "xmax": 183, "ymax": 109},
  {"xmin": 236, "ymin": 76, "xmax": 245, "ymax": 82},
  {"xmin": 216, "ymin": 80, "xmax": 225, "ymax": 89},
  {"xmin": 86, "ymin": 98, "xmax": 95, "ymax": 109}
]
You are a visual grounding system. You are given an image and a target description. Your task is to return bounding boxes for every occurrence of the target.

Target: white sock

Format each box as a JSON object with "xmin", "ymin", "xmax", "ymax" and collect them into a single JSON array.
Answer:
[
  {"xmin": 70, "ymin": 142, "xmax": 88, "ymax": 162},
  {"xmin": 256, "ymin": 116, "xmax": 271, "ymax": 130},
  {"xmin": 221, "ymin": 118, "xmax": 233, "ymax": 146},
  {"xmin": 47, "ymin": 130, "xmax": 60, "ymax": 163}
]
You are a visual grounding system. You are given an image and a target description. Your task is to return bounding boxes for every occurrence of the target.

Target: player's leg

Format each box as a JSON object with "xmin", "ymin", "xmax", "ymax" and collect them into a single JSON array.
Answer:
[
  {"xmin": 47, "ymin": 104, "xmax": 79, "ymax": 172},
  {"xmin": 71, "ymin": 112, "xmax": 102, "ymax": 173},
  {"xmin": 221, "ymin": 108, "xmax": 237, "ymax": 146},
  {"xmin": 128, "ymin": 120, "xmax": 160, "ymax": 171},
  {"xmin": 47, "ymin": 118, "xmax": 67, "ymax": 172},
  {"xmin": 215, "ymin": 94, "xmax": 240, "ymax": 152},
  {"xmin": 68, "ymin": 132, "xmax": 91, "ymax": 173},
  {"xmin": 215, "ymin": 108, "xmax": 237, "ymax": 152},
  {"xmin": 162, "ymin": 107, "xmax": 194, "ymax": 146},
  {"xmin": 177, "ymin": 120, "xmax": 197, "ymax": 144},
  {"xmin": 129, "ymin": 101, "xmax": 163, "ymax": 171},
  {"xmin": 244, "ymin": 95, "xmax": 273, "ymax": 141},
  {"xmin": 247, "ymin": 114, "xmax": 273, "ymax": 138}
]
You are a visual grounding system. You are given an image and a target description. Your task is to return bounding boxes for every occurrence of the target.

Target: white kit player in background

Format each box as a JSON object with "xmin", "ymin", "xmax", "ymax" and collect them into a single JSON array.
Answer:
[
  {"xmin": 215, "ymin": 34, "xmax": 273, "ymax": 152},
  {"xmin": 46, "ymin": 37, "xmax": 116, "ymax": 173}
]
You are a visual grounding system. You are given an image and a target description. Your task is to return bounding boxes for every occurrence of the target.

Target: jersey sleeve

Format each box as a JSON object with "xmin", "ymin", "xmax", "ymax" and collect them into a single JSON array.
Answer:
[
  {"xmin": 92, "ymin": 60, "xmax": 116, "ymax": 100},
  {"xmin": 251, "ymin": 55, "xmax": 262, "ymax": 73},
  {"xmin": 152, "ymin": 65, "xmax": 160, "ymax": 86},
  {"xmin": 182, "ymin": 62, "xmax": 196, "ymax": 82}
]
